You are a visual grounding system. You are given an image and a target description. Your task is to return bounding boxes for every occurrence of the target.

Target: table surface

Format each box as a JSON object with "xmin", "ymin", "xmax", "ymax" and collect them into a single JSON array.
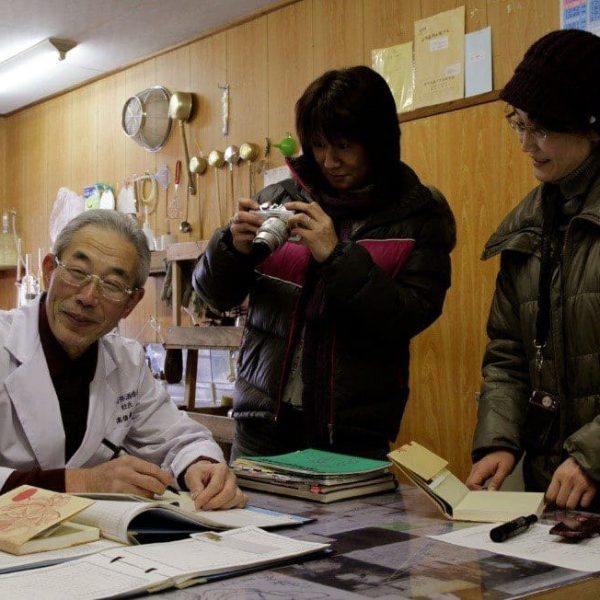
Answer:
[{"xmin": 152, "ymin": 484, "xmax": 600, "ymax": 600}]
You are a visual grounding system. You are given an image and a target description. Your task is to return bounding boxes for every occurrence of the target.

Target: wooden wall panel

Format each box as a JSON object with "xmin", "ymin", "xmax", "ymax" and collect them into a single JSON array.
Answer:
[
  {"xmin": 0, "ymin": 0, "xmax": 563, "ymax": 479},
  {"xmin": 189, "ymin": 33, "xmax": 227, "ymax": 240},
  {"xmin": 313, "ymin": 0, "xmax": 364, "ymax": 72},
  {"xmin": 226, "ymin": 18, "xmax": 269, "ymax": 221},
  {"xmin": 363, "ymin": 0, "xmax": 421, "ymax": 57},
  {"xmin": 267, "ymin": 1, "xmax": 314, "ymax": 170},
  {"xmin": 399, "ymin": 100, "xmax": 537, "ymax": 477},
  {"xmin": 488, "ymin": 0, "xmax": 559, "ymax": 89}
]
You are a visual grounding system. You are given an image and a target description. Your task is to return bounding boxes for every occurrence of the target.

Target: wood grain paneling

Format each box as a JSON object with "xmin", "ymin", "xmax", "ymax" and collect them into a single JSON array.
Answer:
[
  {"xmin": 0, "ymin": 0, "xmax": 563, "ymax": 480},
  {"xmin": 363, "ymin": 0, "xmax": 421, "ymax": 60},
  {"xmin": 267, "ymin": 1, "xmax": 314, "ymax": 171},
  {"xmin": 399, "ymin": 100, "xmax": 537, "ymax": 477},
  {"xmin": 487, "ymin": 0, "xmax": 559, "ymax": 89},
  {"xmin": 313, "ymin": 0, "xmax": 364, "ymax": 72}
]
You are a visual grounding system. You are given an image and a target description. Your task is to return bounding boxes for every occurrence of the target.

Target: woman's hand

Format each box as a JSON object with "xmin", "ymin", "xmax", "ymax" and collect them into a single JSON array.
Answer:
[
  {"xmin": 229, "ymin": 198, "xmax": 262, "ymax": 254},
  {"xmin": 466, "ymin": 450, "xmax": 516, "ymax": 491},
  {"xmin": 286, "ymin": 201, "xmax": 339, "ymax": 263},
  {"xmin": 546, "ymin": 457, "xmax": 597, "ymax": 509}
]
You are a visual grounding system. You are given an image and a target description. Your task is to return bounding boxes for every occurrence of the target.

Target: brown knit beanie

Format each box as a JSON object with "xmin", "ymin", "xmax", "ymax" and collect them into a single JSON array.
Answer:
[{"xmin": 500, "ymin": 29, "xmax": 600, "ymax": 132}]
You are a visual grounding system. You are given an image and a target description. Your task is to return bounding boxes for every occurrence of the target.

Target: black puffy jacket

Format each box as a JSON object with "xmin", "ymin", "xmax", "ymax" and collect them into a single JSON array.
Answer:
[{"xmin": 193, "ymin": 161, "xmax": 455, "ymax": 457}]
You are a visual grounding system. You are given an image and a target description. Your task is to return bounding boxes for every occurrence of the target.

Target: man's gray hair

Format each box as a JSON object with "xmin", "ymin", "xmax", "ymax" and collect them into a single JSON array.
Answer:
[{"xmin": 52, "ymin": 209, "xmax": 150, "ymax": 288}]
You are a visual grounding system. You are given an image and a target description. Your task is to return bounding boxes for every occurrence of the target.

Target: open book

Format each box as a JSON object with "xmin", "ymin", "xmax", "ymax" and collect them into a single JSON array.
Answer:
[
  {"xmin": 70, "ymin": 494, "xmax": 310, "ymax": 544},
  {"xmin": 0, "ymin": 486, "xmax": 99, "ymax": 555},
  {"xmin": 0, "ymin": 526, "xmax": 330, "ymax": 598},
  {"xmin": 388, "ymin": 441, "xmax": 545, "ymax": 522}
]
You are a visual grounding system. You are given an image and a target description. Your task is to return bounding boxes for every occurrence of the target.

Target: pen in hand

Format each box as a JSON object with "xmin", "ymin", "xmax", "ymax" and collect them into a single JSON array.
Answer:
[
  {"xmin": 490, "ymin": 514, "xmax": 538, "ymax": 542},
  {"xmin": 101, "ymin": 438, "xmax": 179, "ymax": 495}
]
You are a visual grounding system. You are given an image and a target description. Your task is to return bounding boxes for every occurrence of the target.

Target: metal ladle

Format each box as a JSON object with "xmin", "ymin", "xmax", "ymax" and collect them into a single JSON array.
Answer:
[
  {"xmin": 208, "ymin": 150, "xmax": 225, "ymax": 224},
  {"xmin": 224, "ymin": 145, "xmax": 240, "ymax": 217},
  {"xmin": 239, "ymin": 142, "xmax": 259, "ymax": 196}
]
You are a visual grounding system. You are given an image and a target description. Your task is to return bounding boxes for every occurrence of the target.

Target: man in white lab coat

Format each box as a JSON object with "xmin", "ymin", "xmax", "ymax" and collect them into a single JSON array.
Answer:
[{"xmin": 0, "ymin": 209, "xmax": 246, "ymax": 510}]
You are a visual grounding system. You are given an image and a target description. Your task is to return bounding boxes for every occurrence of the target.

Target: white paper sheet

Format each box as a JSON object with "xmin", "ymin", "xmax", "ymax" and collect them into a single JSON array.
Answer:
[
  {"xmin": 465, "ymin": 27, "xmax": 492, "ymax": 97},
  {"xmin": 430, "ymin": 522, "xmax": 600, "ymax": 572}
]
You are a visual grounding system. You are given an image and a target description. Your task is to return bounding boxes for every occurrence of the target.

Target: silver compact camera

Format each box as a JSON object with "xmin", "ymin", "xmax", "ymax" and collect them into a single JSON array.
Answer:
[{"xmin": 250, "ymin": 203, "xmax": 298, "ymax": 252}]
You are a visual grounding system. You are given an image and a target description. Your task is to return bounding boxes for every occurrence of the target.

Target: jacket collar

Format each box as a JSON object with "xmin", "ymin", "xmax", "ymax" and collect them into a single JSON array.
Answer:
[{"xmin": 483, "ymin": 149, "xmax": 600, "ymax": 260}]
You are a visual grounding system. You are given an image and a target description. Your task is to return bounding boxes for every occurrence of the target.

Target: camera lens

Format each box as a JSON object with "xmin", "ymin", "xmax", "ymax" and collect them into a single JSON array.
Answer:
[{"xmin": 253, "ymin": 216, "xmax": 289, "ymax": 252}]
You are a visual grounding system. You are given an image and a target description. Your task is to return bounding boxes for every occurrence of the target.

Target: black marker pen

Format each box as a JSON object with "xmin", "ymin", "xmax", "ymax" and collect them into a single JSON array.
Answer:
[{"xmin": 490, "ymin": 514, "xmax": 538, "ymax": 542}]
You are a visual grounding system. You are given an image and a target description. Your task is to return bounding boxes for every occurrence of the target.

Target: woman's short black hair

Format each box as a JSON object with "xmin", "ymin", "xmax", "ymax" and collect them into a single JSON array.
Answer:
[{"xmin": 295, "ymin": 66, "xmax": 400, "ymax": 182}]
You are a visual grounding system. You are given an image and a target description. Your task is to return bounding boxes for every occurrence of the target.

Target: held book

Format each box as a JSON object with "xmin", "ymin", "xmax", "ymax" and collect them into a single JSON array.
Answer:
[
  {"xmin": 70, "ymin": 494, "xmax": 311, "ymax": 544},
  {"xmin": 0, "ymin": 486, "xmax": 100, "ymax": 555},
  {"xmin": 388, "ymin": 441, "xmax": 545, "ymax": 522},
  {"xmin": 0, "ymin": 526, "xmax": 331, "ymax": 599}
]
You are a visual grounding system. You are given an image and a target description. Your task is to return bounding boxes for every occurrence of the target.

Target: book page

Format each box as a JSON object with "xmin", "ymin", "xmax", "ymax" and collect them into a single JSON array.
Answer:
[
  {"xmin": 0, "ymin": 556, "xmax": 172, "ymax": 599},
  {"xmin": 427, "ymin": 469, "xmax": 469, "ymax": 512},
  {"xmin": 0, "ymin": 538, "xmax": 124, "ymax": 574},
  {"xmin": 190, "ymin": 506, "xmax": 309, "ymax": 529},
  {"xmin": 121, "ymin": 526, "xmax": 329, "ymax": 577},
  {"xmin": 388, "ymin": 442, "xmax": 448, "ymax": 480},
  {"xmin": 455, "ymin": 491, "xmax": 545, "ymax": 521},
  {"xmin": 71, "ymin": 500, "xmax": 148, "ymax": 544}
]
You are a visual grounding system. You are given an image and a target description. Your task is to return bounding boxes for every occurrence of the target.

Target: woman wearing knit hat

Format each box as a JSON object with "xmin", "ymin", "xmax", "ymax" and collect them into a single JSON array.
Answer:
[{"xmin": 467, "ymin": 29, "xmax": 600, "ymax": 510}]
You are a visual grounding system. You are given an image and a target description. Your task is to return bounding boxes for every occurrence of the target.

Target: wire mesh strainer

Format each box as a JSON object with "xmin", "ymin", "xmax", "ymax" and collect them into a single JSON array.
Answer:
[{"xmin": 121, "ymin": 86, "xmax": 172, "ymax": 152}]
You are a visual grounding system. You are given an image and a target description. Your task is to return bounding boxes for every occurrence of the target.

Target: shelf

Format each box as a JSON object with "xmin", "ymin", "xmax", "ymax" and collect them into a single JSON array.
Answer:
[
  {"xmin": 398, "ymin": 90, "xmax": 501, "ymax": 123},
  {"xmin": 165, "ymin": 326, "xmax": 244, "ymax": 350},
  {"xmin": 166, "ymin": 241, "xmax": 209, "ymax": 262}
]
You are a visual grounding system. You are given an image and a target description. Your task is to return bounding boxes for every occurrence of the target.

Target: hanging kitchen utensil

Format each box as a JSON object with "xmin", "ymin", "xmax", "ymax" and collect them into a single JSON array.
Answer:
[
  {"xmin": 224, "ymin": 145, "xmax": 240, "ymax": 218},
  {"xmin": 168, "ymin": 92, "xmax": 196, "ymax": 196},
  {"xmin": 168, "ymin": 160, "xmax": 182, "ymax": 219},
  {"xmin": 240, "ymin": 142, "xmax": 260, "ymax": 196},
  {"xmin": 266, "ymin": 133, "xmax": 298, "ymax": 158},
  {"xmin": 208, "ymin": 150, "xmax": 225, "ymax": 224},
  {"xmin": 121, "ymin": 86, "xmax": 172, "ymax": 152}
]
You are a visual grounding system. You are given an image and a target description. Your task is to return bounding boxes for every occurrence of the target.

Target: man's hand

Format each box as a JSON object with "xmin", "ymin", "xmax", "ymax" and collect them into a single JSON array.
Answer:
[
  {"xmin": 229, "ymin": 198, "xmax": 262, "ymax": 254},
  {"xmin": 65, "ymin": 455, "xmax": 174, "ymax": 497},
  {"xmin": 286, "ymin": 201, "xmax": 338, "ymax": 263},
  {"xmin": 466, "ymin": 450, "xmax": 516, "ymax": 491},
  {"xmin": 184, "ymin": 461, "xmax": 247, "ymax": 510},
  {"xmin": 546, "ymin": 457, "xmax": 597, "ymax": 509}
]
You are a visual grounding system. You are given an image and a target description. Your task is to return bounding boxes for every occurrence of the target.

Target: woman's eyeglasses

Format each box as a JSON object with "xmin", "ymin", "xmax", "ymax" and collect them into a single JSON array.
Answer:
[{"xmin": 506, "ymin": 117, "xmax": 549, "ymax": 143}]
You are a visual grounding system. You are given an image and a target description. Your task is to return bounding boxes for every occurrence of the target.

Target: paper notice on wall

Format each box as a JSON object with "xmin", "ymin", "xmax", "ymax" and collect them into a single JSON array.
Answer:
[
  {"xmin": 263, "ymin": 165, "xmax": 291, "ymax": 188},
  {"xmin": 372, "ymin": 41, "xmax": 415, "ymax": 113},
  {"xmin": 560, "ymin": 0, "xmax": 600, "ymax": 35},
  {"xmin": 414, "ymin": 6, "xmax": 465, "ymax": 109},
  {"xmin": 465, "ymin": 27, "xmax": 492, "ymax": 97}
]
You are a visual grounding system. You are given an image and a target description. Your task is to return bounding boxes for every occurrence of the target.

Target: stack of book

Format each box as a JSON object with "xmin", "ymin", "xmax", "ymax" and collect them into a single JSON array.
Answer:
[{"xmin": 232, "ymin": 448, "xmax": 397, "ymax": 503}]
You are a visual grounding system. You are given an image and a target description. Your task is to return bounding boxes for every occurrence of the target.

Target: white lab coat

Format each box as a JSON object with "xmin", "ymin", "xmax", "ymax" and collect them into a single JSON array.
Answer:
[{"xmin": 0, "ymin": 298, "xmax": 224, "ymax": 490}]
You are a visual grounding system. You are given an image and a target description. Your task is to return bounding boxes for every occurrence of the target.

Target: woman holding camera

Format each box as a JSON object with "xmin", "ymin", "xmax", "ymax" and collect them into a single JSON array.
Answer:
[
  {"xmin": 193, "ymin": 66, "xmax": 455, "ymax": 460},
  {"xmin": 467, "ymin": 30, "xmax": 600, "ymax": 510}
]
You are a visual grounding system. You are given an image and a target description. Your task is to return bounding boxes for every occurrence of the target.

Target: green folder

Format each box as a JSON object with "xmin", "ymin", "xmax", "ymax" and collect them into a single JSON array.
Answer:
[{"xmin": 240, "ymin": 448, "xmax": 390, "ymax": 475}]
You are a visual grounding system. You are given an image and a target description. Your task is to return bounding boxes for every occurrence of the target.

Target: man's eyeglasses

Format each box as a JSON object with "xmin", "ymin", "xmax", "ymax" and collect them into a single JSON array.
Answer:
[
  {"xmin": 54, "ymin": 257, "xmax": 137, "ymax": 303},
  {"xmin": 506, "ymin": 117, "xmax": 549, "ymax": 142}
]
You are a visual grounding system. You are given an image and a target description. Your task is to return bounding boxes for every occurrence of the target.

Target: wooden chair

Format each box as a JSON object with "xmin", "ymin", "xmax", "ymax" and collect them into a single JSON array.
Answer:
[
  {"xmin": 164, "ymin": 241, "xmax": 243, "ymax": 411},
  {"xmin": 184, "ymin": 408, "xmax": 235, "ymax": 463}
]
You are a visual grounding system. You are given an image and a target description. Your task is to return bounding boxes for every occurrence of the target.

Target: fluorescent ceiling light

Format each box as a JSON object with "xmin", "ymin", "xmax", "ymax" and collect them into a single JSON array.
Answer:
[{"xmin": 0, "ymin": 38, "xmax": 77, "ymax": 93}]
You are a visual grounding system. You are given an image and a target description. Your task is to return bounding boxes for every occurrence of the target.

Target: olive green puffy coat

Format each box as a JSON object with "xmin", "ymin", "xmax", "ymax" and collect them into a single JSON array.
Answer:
[{"xmin": 473, "ymin": 155, "xmax": 600, "ymax": 491}]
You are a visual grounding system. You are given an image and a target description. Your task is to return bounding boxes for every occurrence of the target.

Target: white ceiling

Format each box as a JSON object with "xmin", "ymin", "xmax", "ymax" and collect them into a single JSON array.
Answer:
[{"xmin": 0, "ymin": 0, "xmax": 282, "ymax": 115}]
